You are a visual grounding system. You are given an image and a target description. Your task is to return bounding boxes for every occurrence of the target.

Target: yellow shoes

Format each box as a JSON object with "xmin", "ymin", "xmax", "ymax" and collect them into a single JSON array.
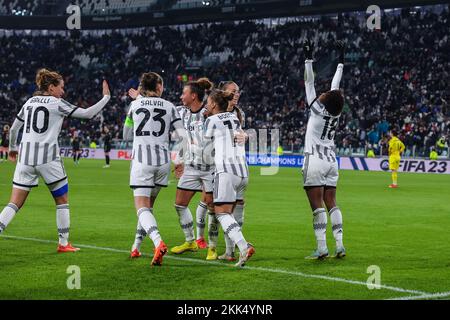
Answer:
[
  {"xmin": 206, "ymin": 247, "xmax": 218, "ymax": 260},
  {"xmin": 170, "ymin": 241, "xmax": 198, "ymax": 254}
]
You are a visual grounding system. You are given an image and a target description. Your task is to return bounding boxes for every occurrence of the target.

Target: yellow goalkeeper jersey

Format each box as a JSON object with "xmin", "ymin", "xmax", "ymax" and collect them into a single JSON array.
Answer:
[{"xmin": 388, "ymin": 136, "xmax": 405, "ymax": 157}]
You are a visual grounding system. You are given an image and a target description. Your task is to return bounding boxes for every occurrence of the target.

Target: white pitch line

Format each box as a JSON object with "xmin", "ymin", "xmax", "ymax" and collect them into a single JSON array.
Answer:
[
  {"xmin": 0, "ymin": 234, "xmax": 430, "ymax": 297},
  {"xmin": 387, "ymin": 291, "xmax": 450, "ymax": 300}
]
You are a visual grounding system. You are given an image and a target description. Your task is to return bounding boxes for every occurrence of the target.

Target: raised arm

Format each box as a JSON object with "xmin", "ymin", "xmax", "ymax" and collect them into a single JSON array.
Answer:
[
  {"xmin": 331, "ymin": 40, "xmax": 345, "ymax": 90},
  {"xmin": 303, "ymin": 39, "xmax": 317, "ymax": 105},
  {"xmin": 70, "ymin": 80, "xmax": 111, "ymax": 119},
  {"xmin": 331, "ymin": 63, "xmax": 344, "ymax": 90}
]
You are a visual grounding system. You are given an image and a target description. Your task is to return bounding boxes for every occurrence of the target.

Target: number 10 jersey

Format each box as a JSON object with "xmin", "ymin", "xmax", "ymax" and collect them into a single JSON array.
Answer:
[{"xmin": 15, "ymin": 95, "xmax": 78, "ymax": 166}]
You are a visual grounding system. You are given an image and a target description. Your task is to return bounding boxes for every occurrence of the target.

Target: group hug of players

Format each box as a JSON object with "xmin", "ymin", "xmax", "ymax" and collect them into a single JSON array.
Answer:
[{"xmin": 0, "ymin": 40, "xmax": 407, "ymax": 266}]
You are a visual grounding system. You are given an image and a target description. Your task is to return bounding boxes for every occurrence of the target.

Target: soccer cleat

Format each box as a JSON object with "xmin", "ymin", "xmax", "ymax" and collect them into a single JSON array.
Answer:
[
  {"xmin": 130, "ymin": 248, "xmax": 142, "ymax": 258},
  {"xmin": 57, "ymin": 243, "xmax": 80, "ymax": 253},
  {"xmin": 196, "ymin": 237, "xmax": 208, "ymax": 249},
  {"xmin": 206, "ymin": 247, "xmax": 218, "ymax": 260},
  {"xmin": 151, "ymin": 241, "xmax": 168, "ymax": 266},
  {"xmin": 332, "ymin": 247, "xmax": 346, "ymax": 258},
  {"xmin": 235, "ymin": 243, "xmax": 255, "ymax": 268},
  {"xmin": 103, "ymin": 165, "xmax": 110, "ymax": 168},
  {"xmin": 388, "ymin": 184, "xmax": 398, "ymax": 188},
  {"xmin": 305, "ymin": 248, "xmax": 329, "ymax": 260},
  {"xmin": 218, "ymin": 252, "xmax": 236, "ymax": 262},
  {"xmin": 170, "ymin": 241, "xmax": 198, "ymax": 254}
]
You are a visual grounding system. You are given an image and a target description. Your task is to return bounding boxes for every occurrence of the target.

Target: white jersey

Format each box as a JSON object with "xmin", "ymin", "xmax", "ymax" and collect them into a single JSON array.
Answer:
[
  {"xmin": 304, "ymin": 60, "xmax": 343, "ymax": 162},
  {"xmin": 177, "ymin": 105, "xmax": 213, "ymax": 171},
  {"xmin": 15, "ymin": 96, "xmax": 78, "ymax": 166},
  {"xmin": 204, "ymin": 112, "xmax": 248, "ymax": 178},
  {"xmin": 128, "ymin": 96, "xmax": 181, "ymax": 166}
]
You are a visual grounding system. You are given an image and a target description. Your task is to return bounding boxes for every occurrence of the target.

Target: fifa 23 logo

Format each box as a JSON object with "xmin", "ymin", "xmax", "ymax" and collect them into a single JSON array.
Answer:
[
  {"xmin": 66, "ymin": 5, "xmax": 81, "ymax": 30},
  {"xmin": 366, "ymin": 5, "xmax": 381, "ymax": 31}
]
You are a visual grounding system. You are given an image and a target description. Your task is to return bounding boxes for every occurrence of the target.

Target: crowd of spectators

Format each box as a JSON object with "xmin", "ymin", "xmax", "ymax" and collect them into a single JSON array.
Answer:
[{"xmin": 0, "ymin": 6, "xmax": 448, "ymax": 157}]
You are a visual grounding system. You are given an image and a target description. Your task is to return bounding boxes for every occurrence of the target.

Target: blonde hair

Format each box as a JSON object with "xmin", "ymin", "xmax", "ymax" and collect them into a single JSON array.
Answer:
[{"xmin": 34, "ymin": 68, "xmax": 63, "ymax": 95}]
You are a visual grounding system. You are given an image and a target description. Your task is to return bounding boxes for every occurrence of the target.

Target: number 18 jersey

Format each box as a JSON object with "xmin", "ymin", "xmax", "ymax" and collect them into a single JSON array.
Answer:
[
  {"xmin": 304, "ymin": 100, "xmax": 339, "ymax": 162},
  {"xmin": 127, "ymin": 96, "xmax": 181, "ymax": 166}
]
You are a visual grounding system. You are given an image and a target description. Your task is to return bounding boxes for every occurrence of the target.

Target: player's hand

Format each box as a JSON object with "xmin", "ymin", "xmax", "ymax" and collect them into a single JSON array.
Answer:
[
  {"xmin": 303, "ymin": 39, "xmax": 314, "ymax": 60},
  {"xmin": 174, "ymin": 163, "xmax": 184, "ymax": 179},
  {"xmin": 234, "ymin": 130, "xmax": 248, "ymax": 146},
  {"xmin": 102, "ymin": 80, "xmax": 110, "ymax": 96},
  {"xmin": 128, "ymin": 88, "xmax": 139, "ymax": 100},
  {"xmin": 8, "ymin": 151, "xmax": 17, "ymax": 162},
  {"xmin": 335, "ymin": 40, "xmax": 346, "ymax": 63}
]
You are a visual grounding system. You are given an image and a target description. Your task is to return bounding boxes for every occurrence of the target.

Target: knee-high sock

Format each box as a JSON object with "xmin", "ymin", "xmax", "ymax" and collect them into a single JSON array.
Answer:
[
  {"xmin": 196, "ymin": 202, "xmax": 208, "ymax": 240},
  {"xmin": 329, "ymin": 207, "xmax": 343, "ymax": 248},
  {"xmin": 106, "ymin": 155, "xmax": 110, "ymax": 165},
  {"xmin": 137, "ymin": 207, "xmax": 161, "ymax": 247},
  {"xmin": 175, "ymin": 205, "xmax": 195, "ymax": 242},
  {"xmin": 73, "ymin": 153, "xmax": 77, "ymax": 162},
  {"xmin": 223, "ymin": 204, "xmax": 245, "ymax": 256},
  {"xmin": 0, "ymin": 151, "xmax": 3, "ymax": 159},
  {"xmin": 77, "ymin": 153, "xmax": 82, "ymax": 161},
  {"xmin": 56, "ymin": 204, "xmax": 70, "ymax": 246},
  {"xmin": 0, "ymin": 203, "xmax": 19, "ymax": 233},
  {"xmin": 216, "ymin": 214, "xmax": 247, "ymax": 253},
  {"xmin": 207, "ymin": 211, "xmax": 219, "ymax": 248},
  {"xmin": 313, "ymin": 208, "xmax": 327, "ymax": 251},
  {"xmin": 392, "ymin": 171, "xmax": 398, "ymax": 185},
  {"xmin": 132, "ymin": 220, "xmax": 147, "ymax": 251}
]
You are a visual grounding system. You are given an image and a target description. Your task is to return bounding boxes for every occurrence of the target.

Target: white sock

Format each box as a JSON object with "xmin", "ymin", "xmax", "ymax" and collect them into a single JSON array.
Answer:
[
  {"xmin": 329, "ymin": 207, "xmax": 344, "ymax": 248},
  {"xmin": 233, "ymin": 204, "xmax": 245, "ymax": 227},
  {"xmin": 313, "ymin": 208, "xmax": 328, "ymax": 251},
  {"xmin": 137, "ymin": 207, "xmax": 161, "ymax": 247},
  {"xmin": 216, "ymin": 214, "xmax": 247, "ymax": 253},
  {"xmin": 207, "ymin": 211, "xmax": 219, "ymax": 248},
  {"xmin": 0, "ymin": 203, "xmax": 19, "ymax": 233},
  {"xmin": 196, "ymin": 202, "xmax": 207, "ymax": 240},
  {"xmin": 224, "ymin": 233, "xmax": 235, "ymax": 256},
  {"xmin": 132, "ymin": 220, "xmax": 147, "ymax": 251},
  {"xmin": 175, "ymin": 205, "xmax": 195, "ymax": 242},
  {"xmin": 225, "ymin": 204, "xmax": 245, "ymax": 255},
  {"xmin": 56, "ymin": 204, "xmax": 70, "ymax": 246}
]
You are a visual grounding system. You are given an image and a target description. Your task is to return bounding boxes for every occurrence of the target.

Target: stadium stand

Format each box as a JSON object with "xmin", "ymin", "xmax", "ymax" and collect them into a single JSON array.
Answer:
[{"xmin": 0, "ymin": 6, "xmax": 448, "ymax": 156}]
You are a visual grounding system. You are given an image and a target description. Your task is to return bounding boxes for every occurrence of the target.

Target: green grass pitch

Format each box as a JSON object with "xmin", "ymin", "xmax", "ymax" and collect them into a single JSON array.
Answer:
[{"xmin": 1, "ymin": 158, "xmax": 449, "ymax": 300}]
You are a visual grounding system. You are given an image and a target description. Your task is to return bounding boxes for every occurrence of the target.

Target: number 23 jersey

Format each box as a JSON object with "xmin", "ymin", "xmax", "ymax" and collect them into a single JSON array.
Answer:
[
  {"xmin": 16, "ymin": 95, "xmax": 79, "ymax": 166},
  {"xmin": 127, "ymin": 96, "xmax": 181, "ymax": 166},
  {"xmin": 305, "ymin": 100, "xmax": 339, "ymax": 162}
]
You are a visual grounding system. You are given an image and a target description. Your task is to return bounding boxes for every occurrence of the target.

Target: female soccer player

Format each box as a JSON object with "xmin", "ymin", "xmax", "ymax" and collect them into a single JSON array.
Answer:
[
  {"xmin": 0, "ymin": 125, "xmax": 10, "ymax": 162},
  {"xmin": 216, "ymin": 80, "xmax": 246, "ymax": 262},
  {"xmin": 103, "ymin": 126, "xmax": 112, "ymax": 168},
  {"xmin": 302, "ymin": 40, "xmax": 346, "ymax": 260},
  {"xmin": 169, "ymin": 78, "xmax": 218, "ymax": 257},
  {"xmin": 71, "ymin": 136, "xmax": 82, "ymax": 165},
  {"xmin": 203, "ymin": 89, "xmax": 255, "ymax": 267},
  {"xmin": 0, "ymin": 68, "xmax": 111, "ymax": 252},
  {"xmin": 123, "ymin": 72, "xmax": 187, "ymax": 266},
  {"xmin": 388, "ymin": 129, "xmax": 405, "ymax": 188}
]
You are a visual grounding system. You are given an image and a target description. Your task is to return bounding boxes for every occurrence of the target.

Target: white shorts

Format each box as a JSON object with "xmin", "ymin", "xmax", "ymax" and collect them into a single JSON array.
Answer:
[
  {"xmin": 213, "ymin": 172, "xmax": 248, "ymax": 204},
  {"xmin": 177, "ymin": 165, "xmax": 214, "ymax": 193},
  {"xmin": 302, "ymin": 153, "xmax": 339, "ymax": 188},
  {"xmin": 13, "ymin": 159, "xmax": 68, "ymax": 191},
  {"xmin": 130, "ymin": 160, "xmax": 170, "ymax": 189}
]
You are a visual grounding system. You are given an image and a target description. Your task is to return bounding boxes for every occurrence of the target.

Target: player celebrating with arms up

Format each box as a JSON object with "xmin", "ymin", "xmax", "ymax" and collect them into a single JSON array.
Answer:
[
  {"xmin": 204, "ymin": 89, "xmax": 255, "ymax": 267},
  {"xmin": 388, "ymin": 129, "xmax": 405, "ymax": 188},
  {"xmin": 302, "ymin": 40, "xmax": 346, "ymax": 260},
  {"xmin": 123, "ymin": 72, "xmax": 187, "ymax": 266},
  {"xmin": 0, "ymin": 68, "xmax": 110, "ymax": 252}
]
